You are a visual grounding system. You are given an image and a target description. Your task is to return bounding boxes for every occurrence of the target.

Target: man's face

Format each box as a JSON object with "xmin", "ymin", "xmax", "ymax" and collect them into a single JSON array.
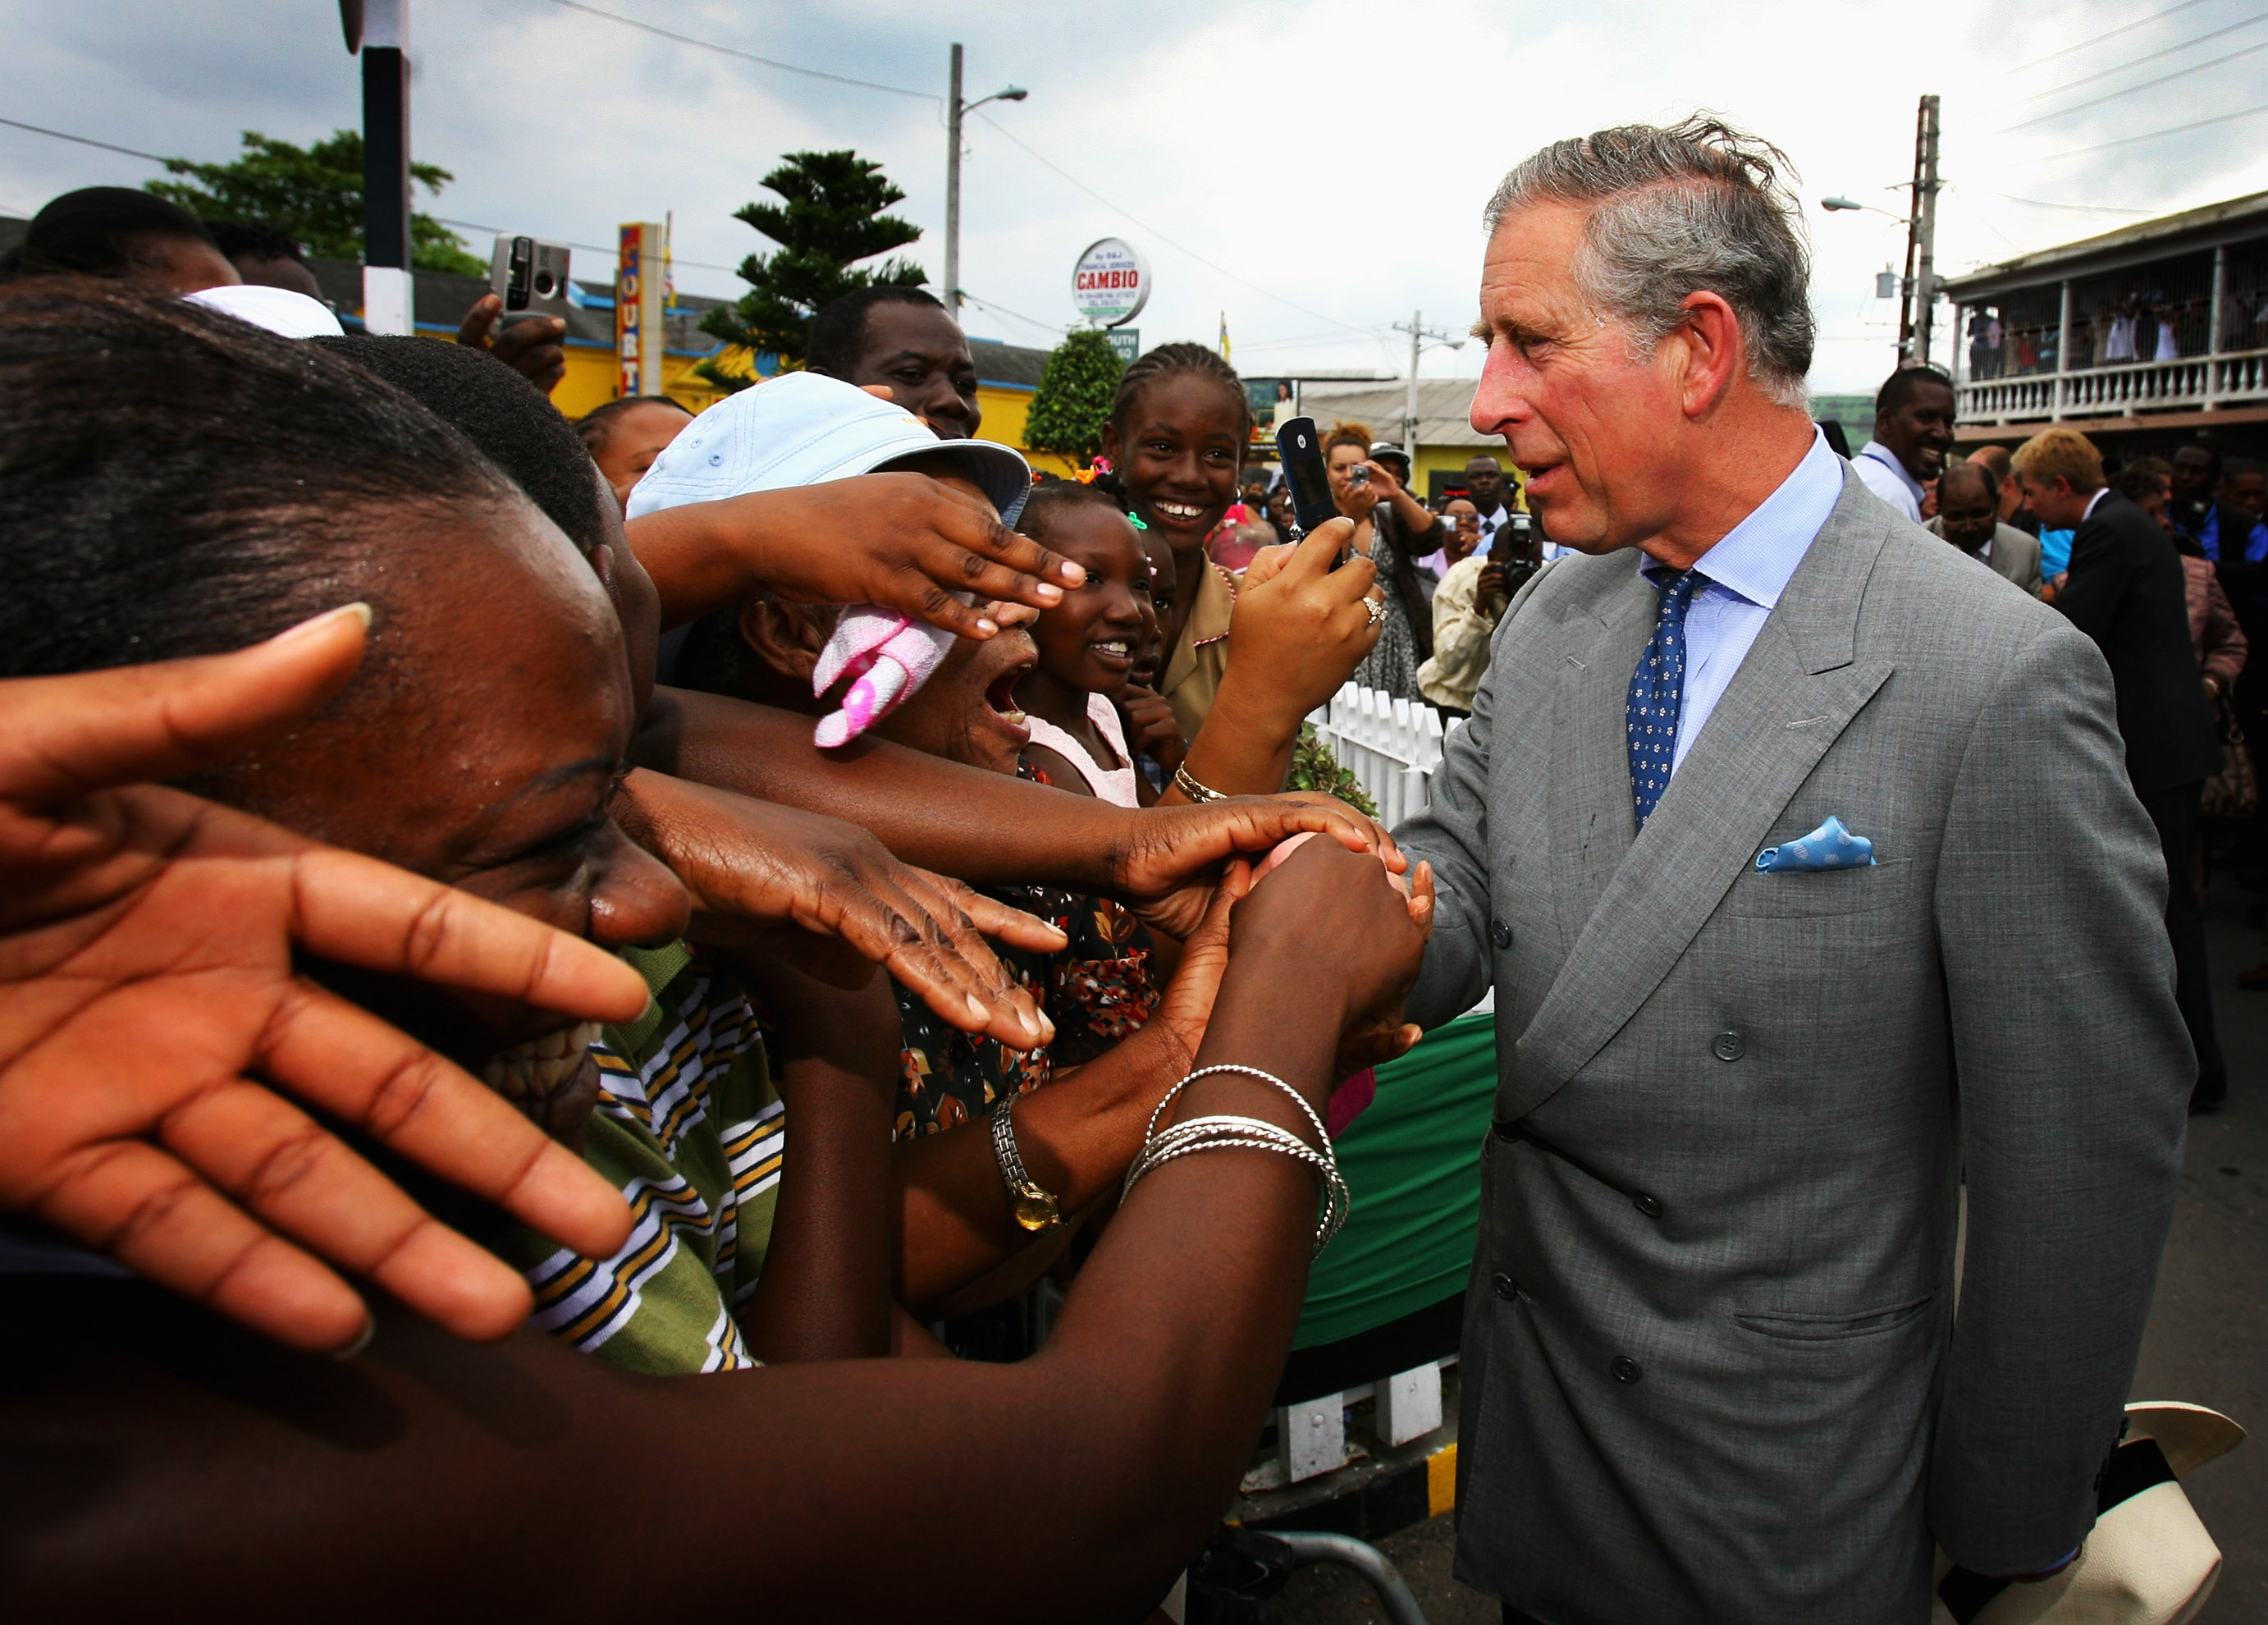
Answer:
[
  {"xmin": 848, "ymin": 302, "xmax": 982, "ymax": 439},
  {"xmin": 1464, "ymin": 459, "xmax": 1504, "ymax": 511},
  {"xmin": 2171, "ymin": 447, "xmax": 2217, "ymax": 505},
  {"xmin": 2229, "ymin": 470, "xmax": 2267, "ymax": 517},
  {"xmin": 1936, "ymin": 472, "xmax": 1998, "ymax": 550},
  {"xmin": 2019, "ymin": 472, "xmax": 2095, "ymax": 531},
  {"xmin": 1470, "ymin": 201, "xmax": 1689, "ymax": 555},
  {"xmin": 1874, "ymin": 380, "xmax": 1956, "ymax": 481}
]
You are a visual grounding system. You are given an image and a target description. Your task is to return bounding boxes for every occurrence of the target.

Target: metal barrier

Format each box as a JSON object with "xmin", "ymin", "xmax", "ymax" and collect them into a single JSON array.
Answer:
[{"xmin": 1306, "ymin": 683, "xmax": 1461, "ymax": 827}]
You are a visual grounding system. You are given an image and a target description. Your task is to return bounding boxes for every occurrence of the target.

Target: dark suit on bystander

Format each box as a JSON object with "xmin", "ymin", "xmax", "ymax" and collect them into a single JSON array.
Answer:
[{"xmin": 2054, "ymin": 488, "xmax": 2224, "ymax": 1103}]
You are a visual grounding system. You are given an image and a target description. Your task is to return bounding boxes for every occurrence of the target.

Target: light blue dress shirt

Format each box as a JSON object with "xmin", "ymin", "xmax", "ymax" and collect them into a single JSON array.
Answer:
[
  {"xmin": 1852, "ymin": 438, "xmax": 1923, "ymax": 522},
  {"xmin": 1646, "ymin": 428, "xmax": 1845, "ymax": 776}
]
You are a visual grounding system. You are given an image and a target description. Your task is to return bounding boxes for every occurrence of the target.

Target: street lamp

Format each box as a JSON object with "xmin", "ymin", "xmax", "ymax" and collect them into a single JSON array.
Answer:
[{"xmin": 945, "ymin": 43, "xmax": 1027, "ymax": 314}]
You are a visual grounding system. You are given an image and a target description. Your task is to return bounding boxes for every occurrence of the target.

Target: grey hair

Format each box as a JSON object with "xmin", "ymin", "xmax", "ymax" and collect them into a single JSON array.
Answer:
[{"xmin": 1484, "ymin": 114, "xmax": 1814, "ymax": 410}]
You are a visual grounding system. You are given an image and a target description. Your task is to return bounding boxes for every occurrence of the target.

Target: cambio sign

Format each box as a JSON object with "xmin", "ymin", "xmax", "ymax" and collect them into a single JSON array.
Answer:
[{"xmin": 1072, "ymin": 237, "xmax": 1150, "ymax": 327}]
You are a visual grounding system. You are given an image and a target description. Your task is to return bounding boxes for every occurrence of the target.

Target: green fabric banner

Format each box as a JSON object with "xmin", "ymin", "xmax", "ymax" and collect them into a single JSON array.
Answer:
[{"xmin": 1292, "ymin": 1011, "xmax": 1498, "ymax": 1349}]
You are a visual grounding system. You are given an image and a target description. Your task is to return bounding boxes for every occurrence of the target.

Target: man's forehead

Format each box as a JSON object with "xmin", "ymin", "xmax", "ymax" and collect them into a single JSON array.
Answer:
[
  {"xmin": 1479, "ymin": 201, "xmax": 1591, "ymax": 316},
  {"xmin": 861, "ymin": 304, "xmax": 972, "ymax": 365}
]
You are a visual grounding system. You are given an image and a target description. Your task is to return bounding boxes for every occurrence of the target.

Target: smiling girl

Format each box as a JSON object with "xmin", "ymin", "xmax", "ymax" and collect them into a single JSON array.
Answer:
[
  {"xmin": 1014, "ymin": 483, "xmax": 1147, "ymax": 807},
  {"xmin": 1098, "ymin": 346, "xmax": 1383, "ymax": 806}
]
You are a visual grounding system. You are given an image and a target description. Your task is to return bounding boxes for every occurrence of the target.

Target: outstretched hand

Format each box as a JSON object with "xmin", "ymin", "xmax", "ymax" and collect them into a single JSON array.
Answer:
[
  {"xmin": 1106, "ymin": 791, "xmax": 1406, "ymax": 939},
  {"xmin": 1229, "ymin": 520, "xmax": 1383, "ymax": 730},
  {"xmin": 626, "ymin": 470, "xmax": 1088, "ymax": 641},
  {"xmin": 613, "ymin": 769, "xmax": 1063, "ymax": 1051},
  {"xmin": 0, "ymin": 608, "xmax": 647, "ymax": 1355}
]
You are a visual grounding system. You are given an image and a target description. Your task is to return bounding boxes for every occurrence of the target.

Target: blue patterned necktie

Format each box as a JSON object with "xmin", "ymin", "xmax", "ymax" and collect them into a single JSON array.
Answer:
[{"xmin": 1627, "ymin": 569, "xmax": 1705, "ymax": 829}]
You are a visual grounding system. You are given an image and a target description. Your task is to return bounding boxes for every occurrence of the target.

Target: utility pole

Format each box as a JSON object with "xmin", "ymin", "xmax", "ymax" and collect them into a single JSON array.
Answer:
[
  {"xmin": 1391, "ymin": 309, "xmax": 1456, "ymax": 460},
  {"xmin": 1914, "ymin": 94, "xmax": 1941, "ymax": 373},
  {"xmin": 944, "ymin": 43, "xmax": 963, "ymax": 314},
  {"xmin": 341, "ymin": 0, "xmax": 413, "ymax": 336},
  {"xmin": 1898, "ymin": 94, "xmax": 1941, "ymax": 367},
  {"xmin": 942, "ymin": 46, "xmax": 1025, "ymax": 317}
]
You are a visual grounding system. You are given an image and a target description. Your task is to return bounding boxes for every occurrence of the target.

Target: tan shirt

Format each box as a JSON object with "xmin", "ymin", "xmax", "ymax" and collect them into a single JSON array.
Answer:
[
  {"xmin": 1417, "ymin": 554, "xmax": 1502, "ymax": 712},
  {"xmin": 1161, "ymin": 559, "xmax": 1238, "ymax": 741}
]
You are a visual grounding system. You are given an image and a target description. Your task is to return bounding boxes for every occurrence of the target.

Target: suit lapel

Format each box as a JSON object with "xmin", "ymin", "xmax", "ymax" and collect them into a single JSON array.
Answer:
[
  {"xmin": 1543, "ymin": 569, "xmax": 1654, "ymax": 956},
  {"xmin": 1509, "ymin": 478, "xmax": 1895, "ymax": 1114}
]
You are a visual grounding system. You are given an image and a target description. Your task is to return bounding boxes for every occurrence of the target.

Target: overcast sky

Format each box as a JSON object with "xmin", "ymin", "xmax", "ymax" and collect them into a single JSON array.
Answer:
[{"xmin": 5, "ymin": 0, "xmax": 2266, "ymax": 395}]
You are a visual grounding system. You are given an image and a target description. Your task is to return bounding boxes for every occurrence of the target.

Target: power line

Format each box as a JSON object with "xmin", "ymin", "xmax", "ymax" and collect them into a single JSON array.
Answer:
[
  {"xmin": 967, "ymin": 111, "xmax": 1375, "ymax": 337},
  {"xmin": 956, "ymin": 289, "xmax": 1062, "ymax": 338},
  {"xmin": 0, "ymin": 114, "xmax": 171, "ymax": 165},
  {"xmin": 2005, "ymin": 0, "xmax": 2214, "ymax": 76},
  {"xmin": 538, "ymin": 1, "xmax": 938, "ymax": 102},
  {"xmin": 2013, "ymin": 98, "xmax": 2268, "ymax": 162},
  {"xmin": 1953, "ymin": 185, "xmax": 2154, "ymax": 213},
  {"xmin": 1998, "ymin": 36, "xmax": 2268, "ymax": 133},
  {"xmin": 2010, "ymin": 10, "xmax": 2268, "ymax": 107}
]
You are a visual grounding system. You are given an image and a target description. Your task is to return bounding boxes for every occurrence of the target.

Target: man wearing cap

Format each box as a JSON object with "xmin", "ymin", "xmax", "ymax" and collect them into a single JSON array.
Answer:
[{"xmin": 1394, "ymin": 118, "xmax": 2188, "ymax": 1624}]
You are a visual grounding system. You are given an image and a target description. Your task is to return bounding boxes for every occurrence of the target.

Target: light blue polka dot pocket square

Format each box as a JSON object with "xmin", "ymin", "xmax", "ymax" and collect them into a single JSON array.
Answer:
[{"xmin": 1754, "ymin": 815, "xmax": 1877, "ymax": 872}]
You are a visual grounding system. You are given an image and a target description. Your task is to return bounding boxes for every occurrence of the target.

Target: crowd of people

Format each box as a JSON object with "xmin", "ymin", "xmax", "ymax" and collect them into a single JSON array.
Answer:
[
  {"xmin": 0, "ymin": 112, "xmax": 2235, "ymax": 1625},
  {"xmin": 0, "ymin": 183, "xmax": 1434, "ymax": 1620}
]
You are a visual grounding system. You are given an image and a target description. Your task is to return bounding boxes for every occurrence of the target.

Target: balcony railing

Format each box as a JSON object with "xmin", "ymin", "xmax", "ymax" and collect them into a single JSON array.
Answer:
[{"xmin": 1957, "ymin": 346, "xmax": 2268, "ymax": 424}]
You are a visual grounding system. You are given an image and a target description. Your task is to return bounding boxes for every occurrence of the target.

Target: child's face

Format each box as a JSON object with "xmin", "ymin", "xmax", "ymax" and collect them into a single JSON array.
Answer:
[
  {"xmin": 1031, "ymin": 506, "xmax": 1150, "ymax": 700},
  {"xmin": 1131, "ymin": 529, "xmax": 1176, "ymax": 686},
  {"xmin": 1101, "ymin": 373, "xmax": 1245, "ymax": 555}
]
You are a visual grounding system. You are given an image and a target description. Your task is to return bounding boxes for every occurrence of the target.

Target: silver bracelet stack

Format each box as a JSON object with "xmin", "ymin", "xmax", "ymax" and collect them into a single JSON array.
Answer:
[{"xmin": 1120, "ymin": 1064, "xmax": 1350, "ymax": 1257}]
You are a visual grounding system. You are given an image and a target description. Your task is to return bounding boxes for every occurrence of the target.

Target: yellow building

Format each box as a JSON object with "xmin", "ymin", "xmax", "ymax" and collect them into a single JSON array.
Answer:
[{"xmin": 309, "ymin": 255, "xmax": 1076, "ymax": 472}]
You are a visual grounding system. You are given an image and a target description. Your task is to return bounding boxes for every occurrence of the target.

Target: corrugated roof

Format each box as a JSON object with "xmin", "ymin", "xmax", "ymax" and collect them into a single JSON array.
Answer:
[
  {"xmin": 1941, "ymin": 189, "xmax": 2268, "ymax": 297},
  {"xmin": 1293, "ymin": 378, "xmax": 1493, "ymax": 447}
]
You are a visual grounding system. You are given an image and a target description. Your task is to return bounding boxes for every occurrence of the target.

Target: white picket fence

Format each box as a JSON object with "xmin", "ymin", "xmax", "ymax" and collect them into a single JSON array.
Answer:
[{"xmin": 1305, "ymin": 683, "xmax": 1461, "ymax": 826}]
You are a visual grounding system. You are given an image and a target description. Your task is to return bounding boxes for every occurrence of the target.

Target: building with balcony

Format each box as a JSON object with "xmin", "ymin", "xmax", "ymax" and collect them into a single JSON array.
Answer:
[{"xmin": 1941, "ymin": 190, "xmax": 2268, "ymax": 458}]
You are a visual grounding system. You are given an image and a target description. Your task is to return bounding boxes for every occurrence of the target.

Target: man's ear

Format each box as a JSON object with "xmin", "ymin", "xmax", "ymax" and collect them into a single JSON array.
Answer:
[
  {"xmin": 737, "ymin": 597, "xmax": 829, "ymax": 684},
  {"xmin": 1672, "ymin": 291, "xmax": 1744, "ymax": 419}
]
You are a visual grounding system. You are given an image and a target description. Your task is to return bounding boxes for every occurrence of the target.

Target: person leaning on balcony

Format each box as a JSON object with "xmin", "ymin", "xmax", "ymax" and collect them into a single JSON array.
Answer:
[
  {"xmin": 1925, "ymin": 460, "xmax": 2042, "ymax": 597},
  {"xmin": 1850, "ymin": 364, "xmax": 1955, "ymax": 522}
]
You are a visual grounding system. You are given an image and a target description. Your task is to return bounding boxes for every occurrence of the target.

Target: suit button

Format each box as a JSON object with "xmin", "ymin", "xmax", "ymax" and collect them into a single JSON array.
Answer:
[
  {"xmin": 1632, "ymin": 1192, "xmax": 1663, "ymax": 1220},
  {"xmin": 1712, "ymin": 1030, "xmax": 1744, "ymax": 1062},
  {"xmin": 1490, "ymin": 918, "xmax": 1513, "ymax": 950},
  {"xmin": 1611, "ymin": 1356, "xmax": 1643, "ymax": 1385},
  {"xmin": 1493, "ymin": 1119, "xmax": 1517, "ymax": 1142},
  {"xmin": 1492, "ymin": 1271, "xmax": 1519, "ymax": 1301}
]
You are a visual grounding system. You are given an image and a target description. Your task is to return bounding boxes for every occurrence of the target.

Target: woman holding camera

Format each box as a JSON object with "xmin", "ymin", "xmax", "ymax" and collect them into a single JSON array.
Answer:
[{"xmin": 1322, "ymin": 422, "xmax": 1438, "ymax": 703}]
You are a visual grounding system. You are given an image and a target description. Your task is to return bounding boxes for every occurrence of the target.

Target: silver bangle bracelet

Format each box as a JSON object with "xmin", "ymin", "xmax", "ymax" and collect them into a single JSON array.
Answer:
[
  {"xmin": 1159, "ymin": 1062, "xmax": 1332, "ymax": 1148},
  {"xmin": 1173, "ymin": 763, "xmax": 1228, "ymax": 803},
  {"xmin": 1121, "ymin": 1113, "xmax": 1349, "ymax": 1255}
]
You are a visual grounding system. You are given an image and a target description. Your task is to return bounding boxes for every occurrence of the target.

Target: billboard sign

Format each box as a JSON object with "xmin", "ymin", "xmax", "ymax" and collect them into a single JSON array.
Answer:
[
  {"xmin": 1072, "ymin": 237, "xmax": 1150, "ymax": 327},
  {"xmin": 615, "ymin": 221, "xmax": 667, "ymax": 397}
]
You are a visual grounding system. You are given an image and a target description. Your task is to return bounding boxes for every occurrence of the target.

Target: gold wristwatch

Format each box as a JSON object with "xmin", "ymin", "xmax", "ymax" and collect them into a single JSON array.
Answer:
[{"xmin": 990, "ymin": 1094, "xmax": 1062, "ymax": 1231}]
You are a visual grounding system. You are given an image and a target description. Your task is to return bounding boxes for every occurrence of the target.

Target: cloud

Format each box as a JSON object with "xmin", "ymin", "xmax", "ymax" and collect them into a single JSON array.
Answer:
[{"xmin": 5, "ymin": 0, "xmax": 2266, "ymax": 393}]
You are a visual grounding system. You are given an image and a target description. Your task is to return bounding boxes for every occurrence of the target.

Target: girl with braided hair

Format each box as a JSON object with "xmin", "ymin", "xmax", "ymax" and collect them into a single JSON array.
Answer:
[{"xmin": 1095, "ymin": 343, "xmax": 1382, "ymax": 807}]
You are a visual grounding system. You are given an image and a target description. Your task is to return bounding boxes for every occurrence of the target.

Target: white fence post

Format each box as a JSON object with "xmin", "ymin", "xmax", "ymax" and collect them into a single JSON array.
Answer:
[{"xmin": 1301, "ymin": 683, "xmax": 1449, "ymax": 825}]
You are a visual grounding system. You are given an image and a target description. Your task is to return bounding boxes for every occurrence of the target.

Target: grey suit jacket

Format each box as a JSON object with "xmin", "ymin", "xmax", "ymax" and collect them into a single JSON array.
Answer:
[
  {"xmin": 1395, "ymin": 471, "xmax": 2188, "ymax": 1624},
  {"xmin": 1924, "ymin": 516, "xmax": 2045, "ymax": 597}
]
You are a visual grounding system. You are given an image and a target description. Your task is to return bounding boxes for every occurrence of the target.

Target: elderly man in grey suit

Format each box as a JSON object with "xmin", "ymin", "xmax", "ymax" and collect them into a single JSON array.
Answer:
[
  {"xmin": 1927, "ymin": 460, "xmax": 2046, "ymax": 597},
  {"xmin": 1393, "ymin": 117, "xmax": 2190, "ymax": 1624}
]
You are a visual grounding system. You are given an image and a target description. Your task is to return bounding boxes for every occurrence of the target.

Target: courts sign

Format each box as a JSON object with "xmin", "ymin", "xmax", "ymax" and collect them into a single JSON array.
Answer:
[{"xmin": 1072, "ymin": 237, "xmax": 1150, "ymax": 327}]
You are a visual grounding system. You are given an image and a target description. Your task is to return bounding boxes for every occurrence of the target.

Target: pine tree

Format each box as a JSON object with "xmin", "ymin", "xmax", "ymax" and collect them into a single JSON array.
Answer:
[
  {"xmin": 696, "ymin": 149, "xmax": 926, "ymax": 389},
  {"xmin": 146, "ymin": 130, "xmax": 483, "ymax": 275},
  {"xmin": 1023, "ymin": 329, "xmax": 1126, "ymax": 460}
]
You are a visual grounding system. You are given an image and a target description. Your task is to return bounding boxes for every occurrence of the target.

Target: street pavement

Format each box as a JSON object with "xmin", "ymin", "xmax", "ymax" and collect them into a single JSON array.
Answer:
[{"xmin": 1278, "ymin": 870, "xmax": 2268, "ymax": 1624}]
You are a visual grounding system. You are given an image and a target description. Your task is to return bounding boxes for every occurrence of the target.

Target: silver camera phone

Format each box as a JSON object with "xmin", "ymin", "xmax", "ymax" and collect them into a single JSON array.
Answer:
[{"xmin": 488, "ymin": 236, "xmax": 573, "ymax": 318}]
